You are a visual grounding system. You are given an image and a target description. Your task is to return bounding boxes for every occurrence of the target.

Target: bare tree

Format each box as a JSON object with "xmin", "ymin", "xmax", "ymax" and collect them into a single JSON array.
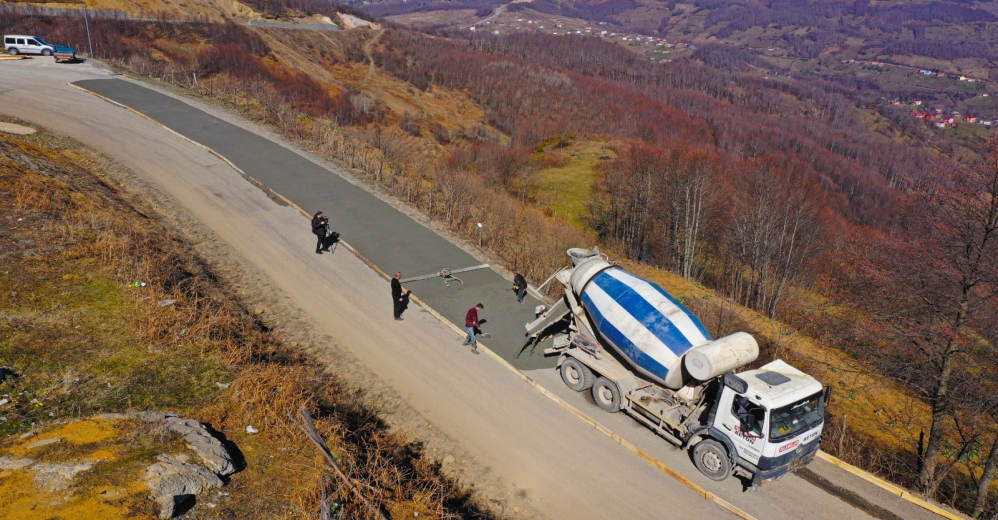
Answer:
[
  {"xmin": 663, "ymin": 147, "xmax": 717, "ymax": 281},
  {"xmin": 852, "ymin": 143, "xmax": 998, "ymax": 496},
  {"xmin": 973, "ymin": 419, "xmax": 998, "ymax": 518},
  {"xmin": 587, "ymin": 144, "xmax": 663, "ymax": 262},
  {"xmin": 725, "ymin": 157, "xmax": 827, "ymax": 318}
]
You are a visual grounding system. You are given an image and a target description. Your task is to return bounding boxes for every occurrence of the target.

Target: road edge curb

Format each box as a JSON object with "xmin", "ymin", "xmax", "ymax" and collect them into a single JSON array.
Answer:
[{"xmin": 815, "ymin": 451, "xmax": 964, "ymax": 520}]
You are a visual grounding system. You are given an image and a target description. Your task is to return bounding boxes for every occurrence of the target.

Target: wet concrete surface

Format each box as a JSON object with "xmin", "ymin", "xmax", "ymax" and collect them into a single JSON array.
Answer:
[{"xmin": 74, "ymin": 78, "xmax": 557, "ymax": 371}]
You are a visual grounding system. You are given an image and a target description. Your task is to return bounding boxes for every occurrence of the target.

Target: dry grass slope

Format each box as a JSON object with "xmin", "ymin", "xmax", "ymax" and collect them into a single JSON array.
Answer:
[{"xmin": 0, "ymin": 119, "xmax": 492, "ymax": 518}]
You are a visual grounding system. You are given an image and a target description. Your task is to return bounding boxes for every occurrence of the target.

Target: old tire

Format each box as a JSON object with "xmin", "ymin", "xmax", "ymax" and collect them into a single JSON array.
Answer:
[
  {"xmin": 560, "ymin": 358, "xmax": 593, "ymax": 392},
  {"xmin": 592, "ymin": 376, "xmax": 622, "ymax": 413},
  {"xmin": 693, "ymin": 440, "xmax": 731, "ymax": 481},
  {"xmin": 42, "ymin": 48, "xmax": 52, "ymax": 56},
  {"xmin": 7, "ymin": 48, "xmax": 17, "ymax": 56}
]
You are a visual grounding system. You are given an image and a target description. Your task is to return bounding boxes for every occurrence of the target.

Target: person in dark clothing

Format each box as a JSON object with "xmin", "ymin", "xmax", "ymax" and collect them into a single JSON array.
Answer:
[
  {"xmin": 462, "ymin": 303, "xmax": 484, "ymax": 353},
  {"xmin": 311, "ymin": 211, "xmax": 329, "ymax": 254},
  {"xmin": 513, "ymin": 270, "xmax": 528, "ymax": 304},
  {"xmin": 391, "ymin": 272, "xmax": 405, "ymax": 320}
]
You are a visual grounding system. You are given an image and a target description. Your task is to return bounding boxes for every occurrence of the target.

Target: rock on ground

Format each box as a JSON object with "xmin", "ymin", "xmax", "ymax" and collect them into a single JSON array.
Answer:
[
  {"xmin": 0, "ymin": 455, "xmax": 34, "ymax": 471},
  {"xmin": 163, "ymin": 417, "xmax": 236, "ymax": 476},
  {"xmin": 146, "ymin": 455, "xmax": 223, "ymax": 519},
  {"xmin": 31, "ymin": 462, "xmax": 94, "ymax": 491},
  {"xmin": 0, "ymin": 122, "xmax": 36, "ymax": 135},
  {"xmin": 26, "ymin": 437, "xmax": 63, "ymax": 450}
]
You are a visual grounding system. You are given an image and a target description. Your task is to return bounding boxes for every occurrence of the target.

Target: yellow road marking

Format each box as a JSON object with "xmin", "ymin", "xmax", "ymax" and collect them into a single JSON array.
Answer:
[{"xmin": 815, "ymin": 452, "xmax": 963, "ymax": 520}]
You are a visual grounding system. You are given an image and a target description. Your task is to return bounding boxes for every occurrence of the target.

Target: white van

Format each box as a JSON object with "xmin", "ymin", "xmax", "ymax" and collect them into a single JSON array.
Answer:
[{"xmin": 3, "ymin": 35, "xmax": 56, "ymax": 56}]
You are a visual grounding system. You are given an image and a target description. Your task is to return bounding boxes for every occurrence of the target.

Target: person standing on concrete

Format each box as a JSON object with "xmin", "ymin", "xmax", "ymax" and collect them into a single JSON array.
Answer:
[
  {"xmin": 391, "ymin": 272, "xmax": 405, "ymax": 320},
  {"xmin": 311, "ymin": 211, "xmax": 328, "ymax": 254},
  {"xmin": 463, "ymin": 303, "xmax": 485, "ymax": 353},
  {"xmin": 513, "ymin": 270, "xmax": 528, "ymax": 304}
]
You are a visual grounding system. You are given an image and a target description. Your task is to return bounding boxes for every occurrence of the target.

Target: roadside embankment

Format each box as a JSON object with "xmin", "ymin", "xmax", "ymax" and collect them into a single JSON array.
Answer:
[{"xmin": 0, "ymin": 118, "xmax": 490, "ymax": 518}]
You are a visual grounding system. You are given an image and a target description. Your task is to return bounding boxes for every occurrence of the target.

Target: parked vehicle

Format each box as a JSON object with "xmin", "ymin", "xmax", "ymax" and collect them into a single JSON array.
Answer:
[
  {"xmin": 529, "ymin": 247, "xmax": 831, "ymax": 488},
  {"xmin": 4, "ymin": 35, "xmax": 75, "ymax": 60},
  {"xmin": 4, "ymin": 35, "xmax": 55, "ymax": 56}
]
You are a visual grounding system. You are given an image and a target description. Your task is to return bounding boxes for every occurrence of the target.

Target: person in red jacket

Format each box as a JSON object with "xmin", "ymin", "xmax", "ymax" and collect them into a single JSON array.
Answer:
[{"xmin": 463, "ymin": 303, "xmax": 484, "ymax": 354}]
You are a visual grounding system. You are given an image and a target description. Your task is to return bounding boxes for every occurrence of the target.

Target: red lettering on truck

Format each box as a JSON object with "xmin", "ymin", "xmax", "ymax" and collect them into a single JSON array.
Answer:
[{"xmin": 779, "ymin": 440, "xmax": 800, "ymax": 453}]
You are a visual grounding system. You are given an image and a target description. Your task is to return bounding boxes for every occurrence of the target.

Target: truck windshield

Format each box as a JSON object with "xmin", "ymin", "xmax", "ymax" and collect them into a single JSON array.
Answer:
[
  {"xmin": 34, "ymin": 37, "xmax": 48, "ymax": 45},
  {"xmin": 769, "ymin": 391, "xmax": 823, "ymax": 442}
]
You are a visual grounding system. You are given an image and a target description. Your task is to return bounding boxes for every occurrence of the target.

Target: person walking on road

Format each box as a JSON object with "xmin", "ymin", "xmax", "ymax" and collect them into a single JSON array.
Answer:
[
  {"xmin": 311, "ymin": 211, "xmax": 328, "ymax": 254},
  {"xmin": 463, "ymin": 303, "xmax": 485, "ymax": 354},
  {"xmin": 513, "ymin": 270, "xmax": 528, "ymax": 304},
  {"xmin": 391, "ymin": 272, "xmax": 405, "ymax": 320}
]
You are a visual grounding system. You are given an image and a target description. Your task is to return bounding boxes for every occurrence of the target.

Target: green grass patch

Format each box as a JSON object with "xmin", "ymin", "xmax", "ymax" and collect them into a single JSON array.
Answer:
[{"xmin": 531, "ymin": 141, "xmax": 611, "ymax": 229}]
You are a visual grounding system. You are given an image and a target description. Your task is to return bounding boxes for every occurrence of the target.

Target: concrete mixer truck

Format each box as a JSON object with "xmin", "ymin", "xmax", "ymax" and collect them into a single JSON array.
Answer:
[{"xmin": 527, "ymin": 247, "xmax": 830, "ymax": 488}]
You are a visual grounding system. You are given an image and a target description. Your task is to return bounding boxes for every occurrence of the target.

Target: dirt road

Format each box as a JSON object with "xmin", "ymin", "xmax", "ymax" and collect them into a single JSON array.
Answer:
[{"xmin": 0, "ymin": 58, "xmax": 954, "ymax": 520}]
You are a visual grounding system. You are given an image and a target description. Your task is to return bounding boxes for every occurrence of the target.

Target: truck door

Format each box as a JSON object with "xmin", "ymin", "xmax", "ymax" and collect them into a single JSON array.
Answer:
[
  {"xmin": 717, "ymin": 392, "xmax": 765, "ymax": 464},
  {"xmin": 25, "ymin": 38, "xmax": 41, "ymax": 54},
  {"xmin": 15, "ymin": 38, "xmax": 26, "ymax": 53}
]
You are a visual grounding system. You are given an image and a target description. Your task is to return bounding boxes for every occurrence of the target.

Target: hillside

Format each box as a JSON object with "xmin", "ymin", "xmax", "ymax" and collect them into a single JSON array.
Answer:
[
  {"xmin": 373, "ymin": 0, "xmax": 998, "ymax": 156},
  {"xmin": 0, "ymin": 117, "xmax": 488, "ymax": 518},
  {"xmin": 0, "ymin": 0, "xmax": 261, "ymax": 22},
  {"xmin": 4, "ymin": 2, "xmax": 998, "ymax": 516}
]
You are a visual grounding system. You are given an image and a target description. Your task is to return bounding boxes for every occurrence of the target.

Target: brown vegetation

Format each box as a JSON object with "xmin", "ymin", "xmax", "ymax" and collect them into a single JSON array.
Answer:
[
  {"xmin": 3, "ymin": 5, "xmax": 998, "ymax": 514},
  {"xmin": 0, "ymin": 124, "xmax": 491, "ymax": 518}
]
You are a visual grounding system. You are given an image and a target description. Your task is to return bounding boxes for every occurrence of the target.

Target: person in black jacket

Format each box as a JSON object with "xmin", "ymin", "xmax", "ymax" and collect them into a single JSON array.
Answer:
[
  {"xmin": 391, "ymin": 272, "xmax": 405, "ymax": 320},
  {"xmin": 311, "ymin": 211, "xmax": 328, "ymax": 254},
  {"xmin": 513, "ymin": 270, "xmax": 528, "ymax": 304}
]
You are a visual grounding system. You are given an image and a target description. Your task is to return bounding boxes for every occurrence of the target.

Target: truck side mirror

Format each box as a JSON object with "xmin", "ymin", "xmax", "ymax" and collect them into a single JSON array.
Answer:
[{"xmin": 823, "ymin": 385, "xmax": 832, "ymax": 406}]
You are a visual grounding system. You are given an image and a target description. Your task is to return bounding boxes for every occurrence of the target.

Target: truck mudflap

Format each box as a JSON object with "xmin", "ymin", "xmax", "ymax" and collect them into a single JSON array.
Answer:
[{"xmin": 749, "ymin": 437, "xmax": 820, "ymax": 486}]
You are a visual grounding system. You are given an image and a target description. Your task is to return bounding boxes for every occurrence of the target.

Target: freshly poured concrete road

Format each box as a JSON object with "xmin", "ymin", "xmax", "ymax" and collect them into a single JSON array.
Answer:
[
  {"xmin": 75, "ymin": 78, "xmax": 556, "ymax": 372},
  {"xmin": 1, "ymin": 59, "xmax": 953, "ymax": 519}
]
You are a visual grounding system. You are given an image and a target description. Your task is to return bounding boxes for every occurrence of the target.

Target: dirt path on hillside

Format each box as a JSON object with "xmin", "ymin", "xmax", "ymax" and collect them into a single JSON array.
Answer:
[{"xmin": 360, "ymin": 29, "xmax": 385, "ymax": 91}]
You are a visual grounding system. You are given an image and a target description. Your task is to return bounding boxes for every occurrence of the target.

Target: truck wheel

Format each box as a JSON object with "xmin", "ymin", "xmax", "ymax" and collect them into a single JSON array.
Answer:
[
  {"xmin": 7, "ymin": 48, "xmax": 17, "ymax": 56},
  {"xmin": 592, "ymin": 377, "xmax": 622, "ymax": 413},
  {"xmin": 42, "ymin": 49, "xmax": 52, "ymax": 56},
  {"xmin": 693, "ymin": 440, "xmax": 731, "ymax": 481},
  {"xmin": 560, "ymin": 358, "xmax": 593, "ymax": 392}
]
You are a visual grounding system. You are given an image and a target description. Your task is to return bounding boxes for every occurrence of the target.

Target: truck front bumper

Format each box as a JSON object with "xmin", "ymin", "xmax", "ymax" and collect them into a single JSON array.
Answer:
[{"xmin": 750, "ymin": 439, "xmax": 820, "ymax": 486}]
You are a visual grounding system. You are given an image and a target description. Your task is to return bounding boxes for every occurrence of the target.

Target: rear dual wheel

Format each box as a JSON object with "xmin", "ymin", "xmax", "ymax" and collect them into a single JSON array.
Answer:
[
  {"xmin": 592, "ymin": 377, "xmax": 622, "ymax": 413},
  {"xmin": 560, "ymin": 358, "xmax": 593, "ymax": 392}
]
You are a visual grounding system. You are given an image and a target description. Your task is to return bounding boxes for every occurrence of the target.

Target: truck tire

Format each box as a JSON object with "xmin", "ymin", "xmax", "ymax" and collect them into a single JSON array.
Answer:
[
  {"xmin": 7, "ymin": 48, "xmax": 17, "ymax": 56},
  {"xmin": 42, "ymin": 49, "xmax": 52, "ymax": 56},
  {"xmin": 560, "ymin": 358, "xmax": 594, "ymax": 392},
  {"xmin": 592, "ymin": 377, "xmax": 622, "ymax": 413},
  {"xmin": 692, "ymin": 440, "xmax": 731, "ymax": 481}
]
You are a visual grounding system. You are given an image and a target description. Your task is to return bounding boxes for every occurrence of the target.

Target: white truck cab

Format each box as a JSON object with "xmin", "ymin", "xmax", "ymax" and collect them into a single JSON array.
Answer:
[
  {"xmin": 4, "ymin": 35, "xmax": 56, "ymax": 56},
  {"xmin": 699, "ymin": 360, "xmax": 827, "ymax": 486}
]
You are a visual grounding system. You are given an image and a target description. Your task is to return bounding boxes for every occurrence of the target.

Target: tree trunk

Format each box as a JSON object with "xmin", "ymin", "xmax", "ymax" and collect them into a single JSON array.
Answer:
[
  {"xmin": 919, "ymin": 347, "xmax": 956, "ymax": 496},
  {"xmin": 973, "ymin": 432, "xmax": 998, "ymax": 518}
]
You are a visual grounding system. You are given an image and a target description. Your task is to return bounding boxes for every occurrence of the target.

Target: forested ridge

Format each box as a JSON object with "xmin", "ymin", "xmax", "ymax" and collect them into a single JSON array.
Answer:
[{"xmin": 4, "ymin": 3, "xmax": 998, "ymax": 515}]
